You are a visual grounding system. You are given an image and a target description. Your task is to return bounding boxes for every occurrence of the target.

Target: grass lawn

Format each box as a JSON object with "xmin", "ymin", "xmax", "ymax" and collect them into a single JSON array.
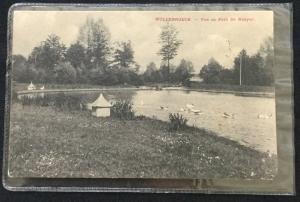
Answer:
[{"xmin": 8, "ymin": 103, "xmax": 277, "ymax": 179}]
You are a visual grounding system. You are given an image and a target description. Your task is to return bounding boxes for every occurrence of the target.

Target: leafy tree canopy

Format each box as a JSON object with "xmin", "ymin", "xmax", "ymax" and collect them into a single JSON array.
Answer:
[
  {"xmin": 78, "ymin": 18, "xmax": 111, "ymax": 70},
  {"xmin": 112, "ymin": 41, "xmax": 135, "ymax": 69},
  {"xmin": 158, "ymin": 23, "xmax": 182, "ymax": 73}
]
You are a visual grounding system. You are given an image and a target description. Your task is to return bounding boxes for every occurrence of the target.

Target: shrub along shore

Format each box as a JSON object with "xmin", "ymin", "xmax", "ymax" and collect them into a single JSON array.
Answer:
[{"xmin": 9, "ymin": 102, "xmax": 277, "ymax": 179}]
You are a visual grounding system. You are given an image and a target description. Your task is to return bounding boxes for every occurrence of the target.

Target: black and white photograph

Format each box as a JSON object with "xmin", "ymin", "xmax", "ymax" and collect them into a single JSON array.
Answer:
[{"xmin": 7, "ymin": 8, "xmax": 278, "ymax": 180}]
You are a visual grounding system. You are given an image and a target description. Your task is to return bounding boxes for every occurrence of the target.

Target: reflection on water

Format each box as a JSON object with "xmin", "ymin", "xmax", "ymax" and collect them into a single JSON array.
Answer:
[{"xmin": 19, "ymin": 90, "xmax": 277, "ymax": 154}]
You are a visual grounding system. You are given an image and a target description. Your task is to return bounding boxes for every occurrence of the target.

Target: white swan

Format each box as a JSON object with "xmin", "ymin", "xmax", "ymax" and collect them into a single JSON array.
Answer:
[
  {"xmin": 223, "ymin": 112, "xmax": 235, "ymax": 119},
  {"xmin": 159, "ymin": 106, "xmax": 168, "ymax": 110},
  {"xmin": 257, "ymin": 114, "xmax": 272, "ymax": 119},
  {"xmin": 191, "ymin": 109, "xmax": 202, "ymax": 115},
  {"xmin": 186, "ymin": 104, "xmax": 194, "ymax": 109}
]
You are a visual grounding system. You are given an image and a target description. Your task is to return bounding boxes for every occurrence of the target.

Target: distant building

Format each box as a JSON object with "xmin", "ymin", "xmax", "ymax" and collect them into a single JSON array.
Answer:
[
  {"xmin": 189, "ymin": 74, "xmax": 203, "ymax": 83},
  {"xmin": 91, "ymin": 93, "xmax": 112, "ymax": 117},
  {"xmin": 27, "ymin": 81, "xmax": 36, "ymax": 90}
]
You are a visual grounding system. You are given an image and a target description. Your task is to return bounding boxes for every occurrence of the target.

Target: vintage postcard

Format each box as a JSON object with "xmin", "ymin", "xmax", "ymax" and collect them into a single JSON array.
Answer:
[{"xmin": 4, "ymin": 4, "xmax": 294, "ymax": 193}]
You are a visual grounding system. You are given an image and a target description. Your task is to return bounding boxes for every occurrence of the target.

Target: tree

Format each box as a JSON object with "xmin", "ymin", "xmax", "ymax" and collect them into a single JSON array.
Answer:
[
  {"xmin": 108, "ymin": 41, "xmax": 142, "ymax": 85},
  {"xmin": 259, "ymin": 37, "xmax": 274, "ymax": 59},
  {"xmin": 11, "ymin": 55, "xmax": 39, "ymax": 83},
  {"xmin": 144, "ymin": 62, "xmax": 157, "ymax": 75},
  {"xmin": 247, "ymin": 53, "xmax": 265, "ymax": 85},
  {"xmin": 113, "ymin": 41, "xmax": 135, "ymax": 69},
  {"xmin": 160, "ymin": 63, "xmax": 171, "ymax": 81},
  {"xmin": 27, "ymin": 34, "xmax": 66, "ymax": 82},
  {"xmin": 158, "ymin": 23, "xmax": 182, "ymax": 74},
  {"xmin": 75, "ymin": 63, "xmax": 88, "ymax": 83},
  {"xmin": 133, "ymin": 63, "xmax": 141, "ymax": 74},
  {"xmin": 24, "ymin": 64, "xmax": 39, "ymax": 83},
  {"xmin": 259, "ymin": 37, "xmax": 274, "ymax": 85},
  {"xmin": 144, "ymin": 62, "xmax": 158, "ymax": 82},
  {"xmin": 65, "ymin": 42, "xmax": 87, "ymax": 82},
  {"xmin": 12, "ymin": 55, "xmax": 27, "ymax": 82},
  {"xmin": 232, "ymin": 49, "xmax": 249, "ymax": 85},
  {"xmin": 219, "ymin": 69, "xmax": 234, "ymax": 84},
  {"xmin": 174, "ymin": 59, "xmax": 194, "ymax": 82},
  {"xmin": 200, "ymin": 58, "xmax": 224, "ymax": 84},
  {"xmin": 78, "ymin": 18, "xmax": 111, "ymax": 71},
  {"xmin": 66, "ymin": 42, "xmax": 86, "ymax": 68},
  {"xmin": 232, "ymin": 50, "xmax": 272, "ymax": 86},
  {"xmin": 53, "ymin": 62, "xmax": 77, "ymax": 84}
]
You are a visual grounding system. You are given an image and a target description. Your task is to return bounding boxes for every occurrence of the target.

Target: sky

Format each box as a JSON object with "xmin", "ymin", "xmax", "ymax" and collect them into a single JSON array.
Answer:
[{"xmin": 12, "ymin": 10, "xmax": 273, "ymax": 72}]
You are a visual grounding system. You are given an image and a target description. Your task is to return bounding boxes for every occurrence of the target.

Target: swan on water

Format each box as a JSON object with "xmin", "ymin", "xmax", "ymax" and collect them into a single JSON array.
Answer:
[
  {"xmin": 223, "ymin": 112, "xmax": 235, "ymax": 119},
  {"xmin": 160, "ymin": 106, "xmax": 168, "ymax": 110},
  {"xmin": 186, "ymin": 104, "xmax": 195, "ymax": 109},
  {"xmin": 257, "ymin": 114, "xmax": 272, "ymax": 119},
  {"xmin": 191, "ymin": 109, "xmax": 202, "ymax": 115}
]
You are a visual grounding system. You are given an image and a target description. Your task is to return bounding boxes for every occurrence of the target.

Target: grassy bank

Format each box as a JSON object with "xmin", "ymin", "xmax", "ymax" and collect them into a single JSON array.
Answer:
[
  {"xmin": 12, "ymin": 82, "xmax": 137, "ymax": 92},
  {"xmin": 9, "ymin": 103, "xmax": 277, "ymax": 179},
  {"xmin": 13, "ymin": 81, "xmax": 274, "ymax": 94}
]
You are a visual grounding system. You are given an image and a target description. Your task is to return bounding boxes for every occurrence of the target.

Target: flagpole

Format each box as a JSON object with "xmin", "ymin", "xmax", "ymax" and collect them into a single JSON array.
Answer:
[{"xmin": 239, "ymin": 54, "xmax": 242, "ymax": 86}]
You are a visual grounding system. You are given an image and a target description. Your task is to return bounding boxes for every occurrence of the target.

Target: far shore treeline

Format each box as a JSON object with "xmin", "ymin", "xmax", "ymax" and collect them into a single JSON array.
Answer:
[{"xmin": 12, "ymin": 18, "xmax": 274, "ymax": 87}]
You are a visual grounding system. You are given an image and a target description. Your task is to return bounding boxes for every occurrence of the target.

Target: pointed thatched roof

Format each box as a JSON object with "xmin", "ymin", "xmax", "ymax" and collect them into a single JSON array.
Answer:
[
  {"xmin": 27, "ymin": 81, "xmax": 36, "ymax": 90},
  {"xmin": 91, "ymin": 93, "xmax": 112, "ymax": 108}
]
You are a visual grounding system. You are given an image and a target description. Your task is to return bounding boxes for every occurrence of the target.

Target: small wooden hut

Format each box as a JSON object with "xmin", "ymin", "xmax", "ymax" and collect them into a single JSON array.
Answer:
[
  {"xmin": 91, "ymin": 93, "xmax": 112, "ymax": 117},
  {"xmin": 27, "ymin": 81, "xmax": 36, "ymax": 90}
]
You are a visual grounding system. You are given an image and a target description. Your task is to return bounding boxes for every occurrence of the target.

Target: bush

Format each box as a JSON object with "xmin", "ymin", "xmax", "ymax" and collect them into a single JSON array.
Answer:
[
  {"xmin": 169, "ymin": 113, "xmax": 188, "ymax": 131},
  {"xmin": 19, "ymin": 93, "xmax": 83, "ymax": 111},
  {"xmin": 52, "ymin": 93, "xmax": 83, "ymax": 111},
  {"xmin": 199, "ymin": 58, "xmax": 223, "ymax": 84},
  {"xmin": 111, "ymin": 100, "xmax": 135, "ymax": 120},
  {"xmin": 19, "ymin": 94, "xmax": 51, "ymax": 107}
]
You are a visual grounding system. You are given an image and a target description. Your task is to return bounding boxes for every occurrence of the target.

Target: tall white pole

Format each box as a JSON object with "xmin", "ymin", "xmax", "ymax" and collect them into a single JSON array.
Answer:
[{"xmin": 239, "ymin": 54, "xmax": 242, "ymax": 86}]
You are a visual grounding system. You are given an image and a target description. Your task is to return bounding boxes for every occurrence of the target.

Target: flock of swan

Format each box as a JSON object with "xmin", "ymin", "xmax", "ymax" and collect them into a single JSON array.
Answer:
[{"xmin": 158, "ymin": 103, "xmax": 273, "ymax": 119}]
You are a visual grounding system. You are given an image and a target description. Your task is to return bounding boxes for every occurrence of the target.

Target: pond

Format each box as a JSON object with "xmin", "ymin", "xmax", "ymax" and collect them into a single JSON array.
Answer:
[
  {"xmin": 19, "ymin": 89, "xmax": 277, "ymax": 154},
  {"xmin": 131, "ymin": 90, "xmax": 276, "ymax": 154}
]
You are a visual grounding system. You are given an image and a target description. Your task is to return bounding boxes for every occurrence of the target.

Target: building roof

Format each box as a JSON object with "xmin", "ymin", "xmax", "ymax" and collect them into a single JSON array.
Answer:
[
  {"xmin": 91, "ymin": 93, "xmax": 112, "ymax": 108},
  {"xmin": 189, "ymin": 75, "xmax": 203, "ymax": 82}
]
